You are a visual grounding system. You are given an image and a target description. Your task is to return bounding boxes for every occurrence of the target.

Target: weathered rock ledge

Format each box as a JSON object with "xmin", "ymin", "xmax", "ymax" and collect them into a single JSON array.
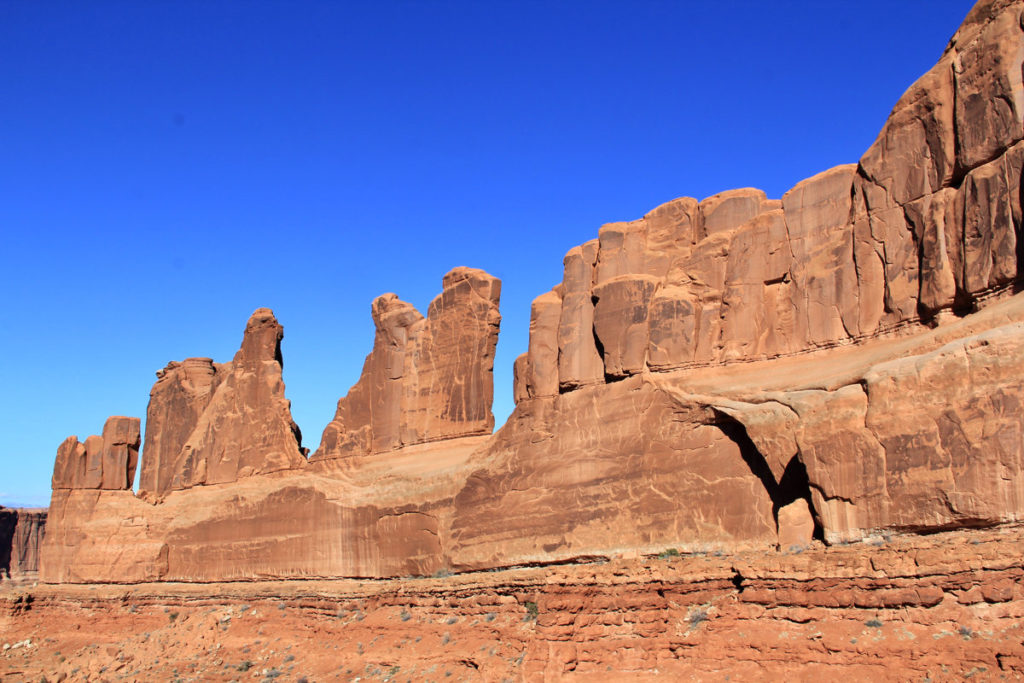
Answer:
[{"xmin": 5, "ymin": 525, "xmax": 1023, "ymax": 680}]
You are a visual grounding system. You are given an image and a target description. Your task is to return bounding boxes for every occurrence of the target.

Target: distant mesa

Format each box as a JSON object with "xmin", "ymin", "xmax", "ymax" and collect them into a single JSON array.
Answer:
[{"xmin": 0, "ymin": 506, "xmax": 47, "ymax": 585}]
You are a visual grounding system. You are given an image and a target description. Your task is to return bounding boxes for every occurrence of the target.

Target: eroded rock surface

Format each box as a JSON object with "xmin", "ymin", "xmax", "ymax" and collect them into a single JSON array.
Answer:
[
  {"xmin": 0, "ymin": 507, "xmax": 46, "ymax": 584},
  {"xmin": 138, "ymin": 308, "xmax": 306, "ymax": 498},
  {"xmin": 36, "ymin": 0, "xmax": 1024, "ymax": 585},
  {"xmin": 313, "ymin": 267, "xmax": 501, "ymax": 460},
  {"xmin": 513, "ymin": 0, "xmax": 1024, "ymax": 386},
  {"xmin": 9, "ymin": 526, "xmax": 1024, "ymax": 682},
  {"xmin": 51, "ymin": 416, "xmax": 140, "ymax": 491}
]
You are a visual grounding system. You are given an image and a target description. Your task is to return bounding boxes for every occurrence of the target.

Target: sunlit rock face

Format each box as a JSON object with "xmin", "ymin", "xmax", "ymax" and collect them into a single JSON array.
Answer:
[
  {"xmin": 312, "ymin": 266, "xmax": 502, "ymax": 462},
  {"xmin": 137, "ymin": 307, "xmax": 306, "ymax": 499},
  {"xmin": 38, "ymin": 0, "xmax": 1024, "ymax": 584}
]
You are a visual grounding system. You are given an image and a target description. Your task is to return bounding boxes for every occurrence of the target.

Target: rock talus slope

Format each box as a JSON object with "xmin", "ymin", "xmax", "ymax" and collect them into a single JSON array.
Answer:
[{"xmin": 37, "ymin": 0, "xmax": 1024, "ymax": 584}]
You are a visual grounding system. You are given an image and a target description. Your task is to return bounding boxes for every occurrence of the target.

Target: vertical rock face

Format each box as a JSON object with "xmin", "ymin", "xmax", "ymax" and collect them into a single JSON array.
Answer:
[
  {"xmin": 511, "ymin": 0, "xmax": 1024, "ymax": 397},
  {"xmin": 0, "ymin": 507, "xmax": 47, "ymax": 583},
  {"xmin": 557, "ymin": 241, "xmax": 604, "ymax": 390},
  {"xmin": 51, "ymin": 416, "xmax": 141, "ymax": 491},
  {"xmin": 138, "ymin": 308, "xmax": 306, "ymax": 498},
  {"xmin": 137, "ymin": 357, "xmax": 222, "ymax": 497},
  {"xmin": 34, "ymin": 0, "xmax": 1024, "ymax": 584},
  {"xmin": 0, "ymin": 508, "xmax": 15, "ymax": 580},
  {"xmin": 312, "ymin": 267, "xmax": 501, "ymax": 460}
]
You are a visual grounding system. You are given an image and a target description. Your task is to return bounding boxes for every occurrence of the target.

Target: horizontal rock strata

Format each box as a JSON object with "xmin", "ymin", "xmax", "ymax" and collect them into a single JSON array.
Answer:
[{"xmin": 6, "ymin": 525, "xmax": 1024, "ymax": 681}]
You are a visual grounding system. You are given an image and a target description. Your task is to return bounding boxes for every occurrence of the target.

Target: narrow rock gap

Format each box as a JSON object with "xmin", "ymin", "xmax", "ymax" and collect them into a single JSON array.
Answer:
[
  {"xmin": 731, "ymin": 569, "xmax": 745, "ymax": 593},
  {"xmin": 1016, "ymin": 158, "xmax": 1024, "ymax": 292},
  {"xmin": 589, "ymin": 305, "xmax": 623, "ymax": 384},
  {"xmin": 716, "ymin": 417, "xmax": 824, "ymax": 543}
]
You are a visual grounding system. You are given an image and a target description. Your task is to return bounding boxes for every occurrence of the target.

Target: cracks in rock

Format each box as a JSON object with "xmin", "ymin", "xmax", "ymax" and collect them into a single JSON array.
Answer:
[
  {"xmin": 1015, "ymin": 149, "xmax": 1024, "ymax": 292},
  {"xmin": 807, "ymin": 483, "xmax": 856, "ymax": 507},
  {"xmin": 589, "ymin": 303, "xmax": 624, "ymax": 385}
]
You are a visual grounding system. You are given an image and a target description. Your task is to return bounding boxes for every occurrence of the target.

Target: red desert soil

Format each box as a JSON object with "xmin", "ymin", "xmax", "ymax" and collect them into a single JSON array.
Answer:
[{"xmin": 3, "ymin": 524, "xmax": 1023, "ymax": 682}]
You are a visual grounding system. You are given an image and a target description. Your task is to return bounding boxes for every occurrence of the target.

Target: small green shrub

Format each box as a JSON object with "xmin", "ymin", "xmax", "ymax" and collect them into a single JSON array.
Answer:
[
  {"xmin": 865, "ymin": 618, "xmax": 883, "ymax": 628},
  {"xmin": 524, "ymin": 601, "xmax": 539, "ymax": 621},
  {"xmin": 658, "ymin": 548, "xmax": 681, "ymax": 560}
]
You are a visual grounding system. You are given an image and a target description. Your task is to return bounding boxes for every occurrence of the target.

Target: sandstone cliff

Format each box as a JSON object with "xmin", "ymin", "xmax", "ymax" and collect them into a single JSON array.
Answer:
[
  {"xmin": 37, "ymin": 0, "xmax": 1024, "ymax": 584},
  {"xmin": 51, "ymin": 416, "xmax": 140, "ymax": 492},
  {"xmin": 313, "ymin": 267, "xmax": 501, "ymax": 461},
  {"xmin": 7, "ymin": 525, "xmax": 1024, "ymax": 681},
  {"xmin": 137, "ymin": 308, "xmax": 306, "ymax": 498},
  {"xmin": 0, "ymin": 507, "xmax": 46, "ymax": 584}
]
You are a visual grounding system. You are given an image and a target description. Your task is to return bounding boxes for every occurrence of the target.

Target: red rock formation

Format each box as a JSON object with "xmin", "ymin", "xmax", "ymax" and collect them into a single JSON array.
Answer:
[
  {"xmin": 511, "ymin": 2, "xmax": 1024, "ymax": 385},
  {"xmin": 137, "ymin": 357, "xmax": 222, "ymax": 497},
  {"xmin": 35, "ymin": 0, "xmax": 1024, "ymax": 585},
  {"xmin": 51, "ymin": 416, "xmax": 140, "ymax": 491},
  {"xmin": 0, "ymin": 507, "xmax": 47, "ymax": 584},
  {"xmin": 312, "ymin": 267, "xmax": 501, "ymax": 460},
  {"xmin": 7, "ymin": 526, "xmax": 1024, "ymax": 681},
  {"xmin": 138, "ymin": 308, "xmax": 306, "ymax": 498}
]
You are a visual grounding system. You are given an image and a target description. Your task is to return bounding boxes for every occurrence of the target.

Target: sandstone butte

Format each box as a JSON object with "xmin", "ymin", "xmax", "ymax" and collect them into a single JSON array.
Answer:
[{"xmin": 4, "ymin": 1, "xmax": 1024, "ymax": 680}]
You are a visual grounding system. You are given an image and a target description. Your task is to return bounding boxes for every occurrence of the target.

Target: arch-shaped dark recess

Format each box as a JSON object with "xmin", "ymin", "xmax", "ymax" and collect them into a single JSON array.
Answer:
[{"xmin": 715, "ymin": 415, "xmax": 824, "ymax": 543}]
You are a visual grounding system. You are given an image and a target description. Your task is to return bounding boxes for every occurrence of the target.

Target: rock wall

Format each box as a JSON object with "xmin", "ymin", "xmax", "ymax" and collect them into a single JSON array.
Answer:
[
  {"xmin": 0, "ymin": 507, "xmax": 47, "ymax": 584},
  {"xmin": 515, "ymin": 0, "xmax": 1024, "ymax": 393},
  {"xmin": 51, "ymin": 417, "xmax": 140, "ymax": 491},
  {"xmin": 8, "ymin": 525, "xmax": 1024, "ymax": 681},
  {"xmin": 312, "ymin": 267, "xmax": 501, "ymax": 461},
  {"xmin": 137, "ymin": 308, "xmax": 306, "ymax": 498},
  {"xmin": 36, "ymin": 0, "xmax": 1024, "ymax": 584}
]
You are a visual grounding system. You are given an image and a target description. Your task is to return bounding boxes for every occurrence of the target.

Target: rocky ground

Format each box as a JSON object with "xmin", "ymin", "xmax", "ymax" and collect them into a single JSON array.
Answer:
[{"xmin": 2, "ymin": 524, "xmax": 1023, "ymax": 682}]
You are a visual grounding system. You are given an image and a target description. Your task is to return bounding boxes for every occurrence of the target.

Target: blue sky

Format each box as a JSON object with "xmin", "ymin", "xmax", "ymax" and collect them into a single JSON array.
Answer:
[{"xmin": 1, "ymin": 0, "xmax": 974, "ymax": 507}]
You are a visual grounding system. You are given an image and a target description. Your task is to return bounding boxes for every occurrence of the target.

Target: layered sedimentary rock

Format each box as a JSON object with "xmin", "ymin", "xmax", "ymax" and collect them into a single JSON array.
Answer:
[
  {"xmin": 8, "ymin": 526, "xmax": 1024, "ymax": 681},
  {"xmin": 36, "ymin": 0, "xmax": 1024, "ymax": 585},
  {"xmin": 138, "ymin": 308, "xmax": 306, "ymax": 498},
  {"xmin": 313, "ymin": 267, "xmax": 501, "ymax": 460},
  {"xmin": 0, "ymin": 507, "xmax": 46, "ymax": 583}
]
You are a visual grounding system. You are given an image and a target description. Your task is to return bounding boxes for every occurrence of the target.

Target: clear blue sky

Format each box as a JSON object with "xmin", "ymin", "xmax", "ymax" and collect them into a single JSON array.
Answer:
[{"xmin": 1, "ymin": 0, "xmax": 974, "ymax": 507}]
